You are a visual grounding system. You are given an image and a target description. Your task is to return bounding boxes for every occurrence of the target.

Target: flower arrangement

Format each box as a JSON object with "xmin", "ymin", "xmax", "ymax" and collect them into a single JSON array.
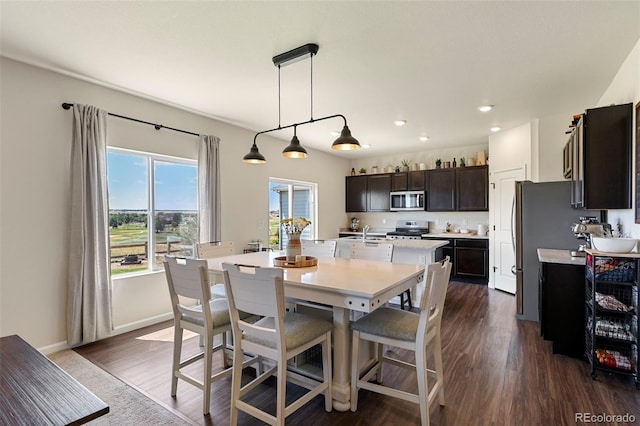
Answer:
[{"xmin": 281, "ymin": 217, "xmax": 311, "ymax": 235}]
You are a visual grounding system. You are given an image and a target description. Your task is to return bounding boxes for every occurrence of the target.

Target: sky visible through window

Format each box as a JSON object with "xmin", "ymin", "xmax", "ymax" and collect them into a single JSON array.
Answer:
[{"xmin": 107, "ymin": 151, "xmax": 197, "ymax": 211}]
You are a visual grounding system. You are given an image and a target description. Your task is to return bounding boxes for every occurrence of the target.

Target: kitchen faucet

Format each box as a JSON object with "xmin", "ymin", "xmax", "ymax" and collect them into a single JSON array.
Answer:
[{"xmin": 362, "ymin": 225, "xmax": 370, "ymax": 241}]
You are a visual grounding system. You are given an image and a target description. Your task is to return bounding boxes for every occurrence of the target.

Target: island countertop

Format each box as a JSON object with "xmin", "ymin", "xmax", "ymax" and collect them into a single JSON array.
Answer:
[{"xmin": 335, "ymin": 236, "xmax": 448, "ymax": 250}]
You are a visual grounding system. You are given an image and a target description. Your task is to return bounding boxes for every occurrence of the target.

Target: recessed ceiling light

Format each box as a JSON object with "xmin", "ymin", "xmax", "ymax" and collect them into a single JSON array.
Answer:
[
  {"xmin": 393, "ymin": 120, "xmax": 407, "ymax": 127},
  {"xmin": 478, "ymin": 105, "xmax": 493, "ymax": 112},
  {"xmin": 490, "ymin": 126, "xmax": 501, "ymax": 132},
  {"xmin": 330, "ymin": 130, "xmax": 340, "ymax": 137},
  {"xmin": 419, "ymin": 136, "xmax": 430, "ymax": 142},
  {"xmin": 361, "ymin": 144, "xmax": 371, "ymax": 149}
]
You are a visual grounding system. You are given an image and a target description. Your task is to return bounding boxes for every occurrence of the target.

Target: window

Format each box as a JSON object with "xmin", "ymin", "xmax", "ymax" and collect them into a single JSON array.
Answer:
[
  {"xmin": 269, "ymin": 179, "xmax": 316, "ymax": 250},
  {"xmin": 107, "ymin": 148, "xmax": 197, "ymax": 276}
]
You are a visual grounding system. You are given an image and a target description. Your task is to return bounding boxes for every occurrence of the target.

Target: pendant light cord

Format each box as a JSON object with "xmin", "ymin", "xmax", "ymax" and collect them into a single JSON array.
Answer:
[
  {"xmin": 310, "ymin": 53, "xmax": 314, "ymax": 121},
  {"xmin": 278, "ymin": 65, "xmax": 282, "ymax": 128}
]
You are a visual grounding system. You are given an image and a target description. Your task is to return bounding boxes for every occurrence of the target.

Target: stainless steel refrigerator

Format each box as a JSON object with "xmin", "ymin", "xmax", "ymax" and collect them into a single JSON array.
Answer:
[{"xmin": 514, "ymin": 180, "xmax": 587, "ymax": 322}]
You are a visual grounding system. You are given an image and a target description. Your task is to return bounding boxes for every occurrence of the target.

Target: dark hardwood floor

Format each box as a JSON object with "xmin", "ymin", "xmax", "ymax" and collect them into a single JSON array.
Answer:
[{"xmin": 76, "ymin": 282, "xmax": 640, "ymax": 425}]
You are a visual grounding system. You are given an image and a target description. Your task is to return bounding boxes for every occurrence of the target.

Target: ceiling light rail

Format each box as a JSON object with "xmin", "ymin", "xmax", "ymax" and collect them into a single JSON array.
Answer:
[
  {"xmin": 244, "ymin": 43, "xmax": 360, "ymax": 164},
  {"xmin": 61, "ymin": 103, "xmax": 200, "ymax": 137}
]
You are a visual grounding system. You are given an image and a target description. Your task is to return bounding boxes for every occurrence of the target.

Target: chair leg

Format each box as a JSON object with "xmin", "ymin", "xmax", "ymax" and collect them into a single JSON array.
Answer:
[
  {"xmin": 171, "ymin": 323, "xmax": 183, "ymax": 397},
  {"xmin": 202, "ymin": 331, "xmax": 214, "ymax": 415},
  {"xmin": 350, "ymin": 330, "xmax": 360, "ymax": 412},
  {"xmin": 434, "ymin": 330, "xmax": 445, "ymax": 406},
  {"xmin": 376, "ymin": 342, "xmax": 384, "ymax": 383},
  {"xmin": 229, "ymin": 340, "xmax": 243, "ymax": 426},
  {"xmin": 222, "ymin": 332, "xmax": 231, "ymax": 369},
  {"xmin": 276, "ymin": 353, "xmax": 287, "ymax": 426},
  {"xmin": 406, "ymin": 289, "xmax": 413, "ymax": 309},
  {"xmin": 416, "ymin": 344, "xmax": 430, "ymax": 426}
]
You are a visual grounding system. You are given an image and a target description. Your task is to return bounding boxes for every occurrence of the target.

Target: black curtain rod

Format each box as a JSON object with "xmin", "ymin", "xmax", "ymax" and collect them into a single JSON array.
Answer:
[{"xmin": 61, "ymin": 103, "xmax": 200, "ymax": 137}]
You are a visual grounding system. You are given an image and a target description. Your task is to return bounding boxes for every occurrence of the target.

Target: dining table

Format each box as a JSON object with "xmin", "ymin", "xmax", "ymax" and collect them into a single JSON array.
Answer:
[{"xmin": 206, "ymin": 250, "xmax": 426, "ymax": 411}]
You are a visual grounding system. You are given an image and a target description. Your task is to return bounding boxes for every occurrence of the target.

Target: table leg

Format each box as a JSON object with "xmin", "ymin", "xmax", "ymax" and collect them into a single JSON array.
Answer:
[{"xmin": 331, "ymin": 306, "xmax": 351, "ymax": 411}]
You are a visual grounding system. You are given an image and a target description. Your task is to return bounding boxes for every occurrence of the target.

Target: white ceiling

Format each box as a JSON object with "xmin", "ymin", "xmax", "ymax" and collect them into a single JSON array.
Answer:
[{"xmin": 1, "ymin": 1, "xmax": 639, "ymax": 159}]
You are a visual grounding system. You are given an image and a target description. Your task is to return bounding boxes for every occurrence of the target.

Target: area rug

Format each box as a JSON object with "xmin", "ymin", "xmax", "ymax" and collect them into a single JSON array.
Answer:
[{"xmin": 49, "ymin": 350, "xmax": 196, "ymax": 426}]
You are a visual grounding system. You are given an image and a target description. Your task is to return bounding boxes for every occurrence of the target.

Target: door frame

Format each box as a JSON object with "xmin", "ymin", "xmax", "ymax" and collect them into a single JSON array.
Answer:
[{"xmin": 488, "ymin": 165, "xmax": 526, "ymax": 291}]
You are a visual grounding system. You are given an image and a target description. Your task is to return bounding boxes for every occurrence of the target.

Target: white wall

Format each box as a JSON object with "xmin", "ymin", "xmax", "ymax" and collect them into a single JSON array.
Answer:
[
  {"xmin": 488, "ymin": 122, "xmax": 532, "ymax": 178},
  {"xmin": 596, "ymin": 38, "xmax": 640, "ymax": 238},
  {"xmin": 0, "ymin": 58, "xmax": 349, "ymax": 352}
]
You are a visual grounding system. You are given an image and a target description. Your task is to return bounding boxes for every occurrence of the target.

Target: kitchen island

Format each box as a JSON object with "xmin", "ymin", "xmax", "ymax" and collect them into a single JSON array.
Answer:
[
  {"xmin": 334, "ymin": 236, "xmax": 448, "ymax": 264},
  {"xmin": 334, "ymin": 236, "xmax": 448, "ymax": 305}
]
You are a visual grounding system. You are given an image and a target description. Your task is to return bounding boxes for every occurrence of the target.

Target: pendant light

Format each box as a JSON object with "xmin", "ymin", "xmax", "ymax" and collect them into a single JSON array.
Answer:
[
  {"xmin": 282, "ymin": 126, "xmax": 308, "ymax": 158},
  {"xmin": 243, "ymin": 43, "xmax": 360, "ymax": 163}
]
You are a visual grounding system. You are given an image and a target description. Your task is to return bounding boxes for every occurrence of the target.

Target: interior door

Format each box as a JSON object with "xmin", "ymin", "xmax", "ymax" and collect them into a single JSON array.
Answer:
[{"xmin": 490, "ymin": 167, "xmax": 525, "ymax": 293}]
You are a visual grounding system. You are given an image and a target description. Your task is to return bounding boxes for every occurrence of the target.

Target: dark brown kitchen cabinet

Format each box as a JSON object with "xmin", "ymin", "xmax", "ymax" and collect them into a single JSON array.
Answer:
[
  {"xmin": 345, "ymin": 175, "xmax": 367, "ymax": 212},
  {"xmin": 391, "ymin": 173, "xmax": 408, "ymax": 191},
  {"xmin": 582, "ymin": 103, "xmax": 632, "ymax": 209},
  {"xmin": 367, "ymin": 174, "xmax": 391, "ymax": 211},
  {"xmin": 408, "ymin": 170, "xmax": 426, "ymax": 190},
  {"xmin": 427, "ymin": 166, "xmax": 488, "ymax": 211},
  {"xmin": 569, "ymin": 103, "xmax": 632, "ymax": 209},
  {"xmin": 453, "ymin": 238, "xmax": 488, "ymax": 281},
  {"xmin": 427, "ymin": 169, "xmax": 455, "ymax": 211},
  {"xmin": 390, "ymin": 171, "xmax": 425, "ymax": 191},
  {"xmin": 539, "ymin": 262, "xmax": 585, "ymax": 358},
  {"xmin": 456, "ymin": 165, "xmax": 489, "ymax": 211}
]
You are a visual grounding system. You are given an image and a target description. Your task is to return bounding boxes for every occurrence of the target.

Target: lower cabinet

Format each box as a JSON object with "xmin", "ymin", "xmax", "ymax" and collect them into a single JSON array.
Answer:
[
  {"xmin": 422, "ymin": 237, "xmax": 488, "ymax": 283},
  {"xmin": 539, "ymin": 262, "xmax": 585, "ymax": 358},
  {"xmin": 454, "ymin": 239, "xmax": 488, "ymax": 280}
]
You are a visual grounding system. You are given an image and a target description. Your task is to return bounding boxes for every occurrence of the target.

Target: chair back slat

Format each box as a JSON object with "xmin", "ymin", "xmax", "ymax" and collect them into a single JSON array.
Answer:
[
  {"xmin": 301, "ymin": 239, "xmax": 337, "ymax": 258},
  {"xmin": 196, "ymin": 241, "xmax": 234, "ymax": 259},
  {"xmin": 349, "ymin": 242, "xmax": 393, "ymax": 262},
  {"xmin": 222, "ymin": 263, "xmax": 284, "ymax": 319},
  {"xmin": 418, "ymin": 258, "xmax": 452, "ymax": 327},
  {"xmin": 164, "ymin": 257, "xmax": 211, "ymax": 301}
]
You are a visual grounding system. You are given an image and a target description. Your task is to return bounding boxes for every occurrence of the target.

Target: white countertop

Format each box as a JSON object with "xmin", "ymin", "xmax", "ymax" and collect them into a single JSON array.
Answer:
[
  {"xmin": 339, "ymin": 230, "xmax": 488, "ymax": 240},
  {"xmin": 537, "ymin": 248, "xmax": 586, "ymax": 266},
  {"xmin": 335, "ymin": 237, "xmax": 448, "ymax": 250},
  {"xmin": 422, "ymin": 232, "xmax": 489, "ymax": 240}
]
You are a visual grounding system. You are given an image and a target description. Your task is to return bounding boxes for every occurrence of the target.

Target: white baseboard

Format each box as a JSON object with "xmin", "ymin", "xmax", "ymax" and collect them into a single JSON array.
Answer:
[
  {"xmin": 38, "ymin": 312, "xmax": 174, "ymax": 355},
  {"xmin": 112, "ymin": 312, "xmax": 174, "ymax": 335}
]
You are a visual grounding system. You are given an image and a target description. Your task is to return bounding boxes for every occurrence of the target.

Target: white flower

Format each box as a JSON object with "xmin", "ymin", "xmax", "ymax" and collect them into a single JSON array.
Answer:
[{"xmin": 281, "ymin": 217, "xmax": 311, "ymax": 234}]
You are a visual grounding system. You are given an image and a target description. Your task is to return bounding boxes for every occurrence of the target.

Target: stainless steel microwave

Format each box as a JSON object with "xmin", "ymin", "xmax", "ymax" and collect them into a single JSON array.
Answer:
[{"xmin": 389, "ymin": 191, "xmax": 426, "ymax": 211}]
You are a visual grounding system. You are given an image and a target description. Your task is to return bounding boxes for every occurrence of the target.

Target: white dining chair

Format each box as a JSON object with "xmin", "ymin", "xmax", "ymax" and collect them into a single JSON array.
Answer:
[
  {"xmin": 350, "ymin": 257, "xmax": 452, "ymax": 426},
  {"xmin": 222, "ymin": 262, "xmax": 333, "ymax": 426},
  {"xmin": 163, "ymin": 256, "xmax": 234, "ymax": 416},
  {"xmin": 349, "ymin": 241, "xmax": 412, "ymax": 309},
  {"xmin": 196, "ymin": 241, "xmax": 234, "ymax": 298},
  {"xmin": 301, "ymin": 239, "xmax": 337, "ymax": 258}
]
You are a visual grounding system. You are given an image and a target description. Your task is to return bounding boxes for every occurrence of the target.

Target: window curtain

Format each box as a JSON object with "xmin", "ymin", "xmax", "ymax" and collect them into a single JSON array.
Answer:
[
  {"xmin": 67, "ymin": 104, "xmax": 113, "ymax": 346},
  {"xmin": 198, "ymin": 135, "xmax": 221, "ymax": 242}
]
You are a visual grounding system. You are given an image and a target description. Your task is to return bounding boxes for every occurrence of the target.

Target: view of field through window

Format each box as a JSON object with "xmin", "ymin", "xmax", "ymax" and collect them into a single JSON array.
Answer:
[{"xmin": 108, "ymin": 150, "xmax": 197, "ymax": 275}]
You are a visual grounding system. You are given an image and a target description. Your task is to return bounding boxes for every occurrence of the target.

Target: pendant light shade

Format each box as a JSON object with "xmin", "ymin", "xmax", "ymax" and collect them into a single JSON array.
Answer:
[
  {"xmin": 282, "ymin": 134, "xmax": 308, "ymax": 158},
  {"xmin": 243, "ymin": 142, "xmax": 266, "ymax": 164},
  {"xmin": 331, "ymin": 125, "xmax": 361, "ymax": 151}
]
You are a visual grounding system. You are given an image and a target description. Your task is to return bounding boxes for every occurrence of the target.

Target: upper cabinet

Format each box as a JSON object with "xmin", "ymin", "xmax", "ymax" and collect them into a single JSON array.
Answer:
[
  {"xmin": 367, "ymin": 174, "xmax": 392, "ymax": 211},
  {"xmin": 345, "ymin": 175, "xmax": 367, "ymax": 212},
  {"xmin": 391, "ymin": 171, "xmax": 426, "ymax": 191},
  {"xmin": 456, "ymin": 166, "xmax": 489, "ymax": 211},
  {"xmin": 346, "ymin": 166, "xmax": 487, "ymax": 212},
  {"xmin": 567, "ymin": 103, "xmax": 632, "ymax": 209},
  {"xmin": 427, "ymin": 169, "xmax": 456, "ymax": 211},
  {"xmin": 427, "ymin": 165, "xmax": 488, "ymax": 212}
]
